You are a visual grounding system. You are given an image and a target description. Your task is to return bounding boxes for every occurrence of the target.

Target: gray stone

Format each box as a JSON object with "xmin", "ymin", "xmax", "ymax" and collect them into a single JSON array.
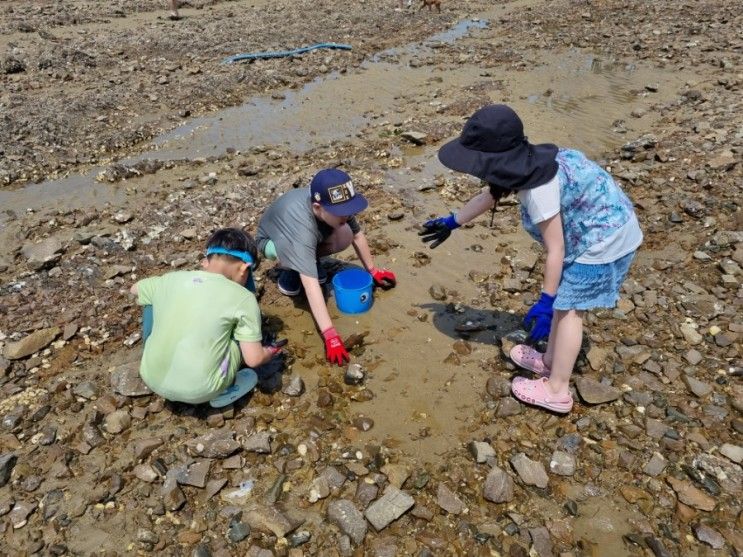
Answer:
[
  {"xmin": 549, "ymin": 450, "xmax": 576, "ymax": 476},
  {"xmin": 21, "ymin": 237, "xmax": 64, "ymax": 270},
  {"xmin": 355, "ymin": 480, "xmax": 379, "ymax": 509},
  {"xmin": 186, "ymin": 429, "xmax": 241, "ymax": 459},
  {"xmin": 680, "ymin": 323, "xmax": 703, "ymax": 345},
  {"xmin": 0, "ymin": 453, "xmax": 17, "ymax": 487},
  {"xmin": 643, "ymin": 452, "xmax": 667, "ymax": 477},
  {"xmin": 243, "ymin": 431, "xmax": 272, "ymax": 454},
  {"xmin": 400, "ymin": 131, "xmax": 427, "ymax": 145},
  {"xmin": 575, "ymin": 377, "xmax": 621, "ymax": 404},
  {"xmin": 344, "ymin": 363, "xmax": 365, "ymax": 385},
  {"xmin": 244, "ymin": 504, "xmax": 303, "ymax": 537},
  {"xmin": 181, "ymin": 460, "xmax": 211, "ymax": 488},
  {"xmin": 161, "ymin": 477, "xmax": 186, "ymax": 511},
  {"xmin": 320, "ymin": 466, "xmax": 347, "ymax": 490},
  {"xmin": 468, "ymin": 441, "xmax": 495, "ymax": 464},
  {"xmin": 282, "ymin": 376, "xmax": 305, "ymax": 396},
  {"xmin": 719, "ymin": 443, "xmax": 743, "ymax": 464},
  {"xmin": 482, "ymin": 466, "xmax": 514, "ymax": 503},
  {"xmin": 495, "ymin": 397, "xmax": 522, "ymax": 417},
  {"xmin": 9, "ymin": 500, "xmax": 37, "ymax": 529},
  {"xmin": 327, "ymin": 499, "xmax": 367, "ymax": 545},
  {"xmin": 693, "ymin": 523, "xmax": 725, "ymax": 549},
  {"xmin": 4, "ymin": 327, "xmax": 60, "ymax": 360},
  {"xmin": 132, "ymin": 438, "xmax": 164, "ymax": 461},
  {"xmin": 73, "ymin": 381, "xmax": 99, "ymax": 400},
  {"xmin": 510, "ymin": 453, "xmax": 548, "ymax": 488},
  {"xmin": 133, "ymin": 464, "xmax": 158, "ymax": 483},
  {"xmin": 227, "ymin": 521, "xmax": 250, "ymax": 543},
  {"xmin": 435, "ymin": 484, "xmax": 465, "ymax": 514},
  {"xmin": 110, "ymin": 362, "xmax": 152, "ymax": 397},
  {"xmin": 683, "ymin": 375, "xmax": 712, "ymax": 398},
  {"xmin": 529, "ymin": 526, "xmax": 554, "ymax": 557},
  {"xmin": 364, "ymin": 486, "xmax": 415, "ymax": 531}
]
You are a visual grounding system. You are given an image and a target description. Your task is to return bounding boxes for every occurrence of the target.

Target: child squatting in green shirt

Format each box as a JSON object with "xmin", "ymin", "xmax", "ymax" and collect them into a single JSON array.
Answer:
[{"xmin": 130, "ymin": 228, "xmax": 284, "ymax": 407}]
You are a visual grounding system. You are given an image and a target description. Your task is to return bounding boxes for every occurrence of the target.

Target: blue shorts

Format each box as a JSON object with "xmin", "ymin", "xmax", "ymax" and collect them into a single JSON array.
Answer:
[{"xmin": 553, "ymin": 252, "xmax": 635, "ymax": 311}]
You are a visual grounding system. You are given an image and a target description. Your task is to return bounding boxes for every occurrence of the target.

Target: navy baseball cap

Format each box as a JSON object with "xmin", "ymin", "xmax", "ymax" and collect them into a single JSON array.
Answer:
[{"xmin": 309, "ymin": 168, "xmax": 368, "ymax": 217}]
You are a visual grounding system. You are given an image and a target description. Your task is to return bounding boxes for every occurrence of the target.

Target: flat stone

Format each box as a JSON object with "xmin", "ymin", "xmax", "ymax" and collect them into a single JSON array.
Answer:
[
  {"xmin": 495, "ymin": 397, "xmax": 522, "ymax": 417},
  {"xmin": 683, "ymin": 375, "xmax": 712, "ymax": 398},
  {"xmin": 110, "ymin": 362, "xmax": 152, "ymax": 397},
  {"xmin": 243, "ymin": 431, "xmax": 272, "ymax": 454},
  {"xmin": 4, "ymin": 327, "xmax": 60, "ymax": 360},
  {"xmin": 693, "ymin": 523, "xmax": 725, "ymax": 549},
  {"xmin": 186, "ymin": 429, "xmax": 241, "ymax": 459},
  {"xmin": 400, "ymin": 131, "xmax": 427, "ymax": 145},
  {"xmin": 468, "ymin": 441, "xmax": 495, "ymax": 464},
  {"xmin": 719, "ymin": 443, "xmax": 743, "ymax": 464},
  {"xmin": 227, "ymin": 521, "xmax": 250, "ymax": 543},
  {"xmin": 575, "ymin": 377, "xmax": 621, "ymax": 404},
  {"xmin": 244, "ymin": 504, "xmax": 304, "ymax": 537},
  {"xmin": 529, "ymin": 526, "xmax": 554, "ymax": 557},
  {"xmin": 586, "ymin": 346, "xmax": 608, "ymax": 371},
  {"xmin": 364, "ymin": 486, "xmax": 415, "ymax": 531},
  {"xmin": 327, "ymin": 499, "xmax": 367, "ymax": 545},
  {"xmin": 510, "ymin": 453, "xmax": 548, "ymax": 488},
  {"xmin": 355, "ymin": 479, "xmax": 379, "ymax": 509},
  {"xmin": 549, "ymin": 450, "xmax": 576, "ymax": 476},
  {"xmin": 132, "ymin": 438, "xmax": 163, "ymax": 461},
  {"xmin": 181, "ymin": 460, "xmax": 211, "ymax": 488},
  {"xmin": 134, "ymin": 463, "xmax": 159, "ymax": 483},
  {"xmin": 482, "ymin": 466, "xmax": 514, "ymax": 503},
  {"xmin": 435, "ymin": 484, "xmax": 465, "ymax": 514},
  {"xmin": 666, "ymin": 476, "xmax": 716, "ymax": 511},
  {"xmin": 21, "ymin": 237, "xmax": 64, "ymax": 270},
  {"xmin": 643, "ymin": 452, "xmax": 667, "ymax": 477},
  {"xmin": 344, "ymin": 363, "xmax": 365, "ymax": 385},
  {"xmin": 380, "ymin": 463, "xmax": 410, "ymax": 489},
  {"xmin": 161, "ymin": 477, "xmax": 186, "ymax": 511},
  {"xmin": 9, "ymin": 500, "xmax": 37, "ymax": 529},
  {"xmin": 72, "ymin": 381, "xmax": 99, "ymax": 400}
]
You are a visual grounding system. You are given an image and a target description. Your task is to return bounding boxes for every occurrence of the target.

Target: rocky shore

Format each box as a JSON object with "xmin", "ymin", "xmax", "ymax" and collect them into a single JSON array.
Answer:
[{"xmin": 0, "ymin": 0, "xmax": 741, "ymax": 555}]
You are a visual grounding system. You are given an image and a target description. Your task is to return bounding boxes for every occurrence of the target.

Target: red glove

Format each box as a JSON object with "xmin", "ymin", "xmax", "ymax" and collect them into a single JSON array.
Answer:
[
  {"xmin": 370, "ymin": 267, "xmax": 397, "ymax": 289},
  {"xmin": 322, "ymin": 327, "xmax": 349, "ymax": 366}
]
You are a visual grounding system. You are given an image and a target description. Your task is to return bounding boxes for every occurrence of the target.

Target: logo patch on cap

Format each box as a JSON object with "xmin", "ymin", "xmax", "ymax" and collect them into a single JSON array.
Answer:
[
  {"xmin": 314, "ymin": 192, "xmax": 321, "ymax": 201},
  {"xmin": 327, "ymin": 181, "xmax": 355, "ymax": 204}
]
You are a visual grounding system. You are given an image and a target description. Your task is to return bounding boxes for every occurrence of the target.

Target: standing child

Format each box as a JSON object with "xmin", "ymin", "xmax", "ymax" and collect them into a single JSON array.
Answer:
[
  {"xmin": 421, "ymin": 104, "xmax": 642, "ymax": 413},
  {"xmin": 131, "ymin": 228, "xmax": 284, "ymax": 407},
  {"xmin": 256, "ymin": 168, "xmax": 396, "ymax": 366}
]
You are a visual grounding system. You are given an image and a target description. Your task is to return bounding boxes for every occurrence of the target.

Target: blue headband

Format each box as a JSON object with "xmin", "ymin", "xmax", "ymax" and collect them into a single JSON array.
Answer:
[{"xmin": 206, "ymin": 247, "xmax": 254, "ymax": 265}]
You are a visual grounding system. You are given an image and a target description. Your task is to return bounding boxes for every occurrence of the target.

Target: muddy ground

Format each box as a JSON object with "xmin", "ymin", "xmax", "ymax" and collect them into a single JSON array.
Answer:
[{"xmin": 0, "ymin": 0, "xmax": 741, "ymax": 555}]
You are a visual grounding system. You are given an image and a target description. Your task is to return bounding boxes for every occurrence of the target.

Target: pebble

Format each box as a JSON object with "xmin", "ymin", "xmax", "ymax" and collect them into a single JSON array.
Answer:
[
  {"xmin": 549, "ymin": 450, "xmax": 576, "ymax": 476},
  {"xmin": 692, "ymin": 523, "xmax": 725, "ymax": 549},
  {"xmin": 719, "ymin": 443, "xmax": 742, "ymax": 464},
  {"xmin": 364, "ymin": 486, "xmax": 415, "ymax": 531},
  {"xmin": 510, "ymin": 453, "xmax": 549, "ymax": 488},
  {"xmin": 0, "ymin": 453, "xmax": 18, "ymax": 487},
  {"xmin": 482, "ymin": 466, "xmax": 515, "ymax": 503},
  {"xmin": 243, "ymin": 431, "xmax": 272, "ymax": 454},
  {"xmin": 344, "ymin": 363, "xmax": 365, "ymax": 385},
  {"xmin": 575, "ymin": 377, "xmax": 621, "ymax": 404},
  {"xmin": 283, "ymin": 376, "xmax": 305, "ymax": 396},
  {"xmin": 468, "ymin": 441, "xmax": 495, "ymax": 464},
  {"xmin": 227, "ymin": 520, "xmax": 250, "ymax": 543},
  {"xmin": 643, "ymin": 452, "xmax": 668, "ymax": 477},
  {"xmin": 435, "ymin": 483, "xmax": 465, "ymax": 514},
  {"xmin": 666, "ymin": 476, "xmax": 716, "ymax": 511},
  {"xmin": 3, "ymin": 327, "xmax": 61, "ymax": 360}
]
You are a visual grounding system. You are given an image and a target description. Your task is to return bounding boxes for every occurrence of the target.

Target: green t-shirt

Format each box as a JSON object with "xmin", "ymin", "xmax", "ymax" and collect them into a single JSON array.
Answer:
[{"xmin": 136, "ymin": 270, "xmax": 262, "ymax": 404}]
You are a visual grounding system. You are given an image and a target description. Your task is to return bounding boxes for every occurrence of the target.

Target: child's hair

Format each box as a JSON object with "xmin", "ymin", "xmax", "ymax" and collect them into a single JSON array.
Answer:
[{"xmin": 206, "ymin": 228, "xmax": 259, "ymax": 268}]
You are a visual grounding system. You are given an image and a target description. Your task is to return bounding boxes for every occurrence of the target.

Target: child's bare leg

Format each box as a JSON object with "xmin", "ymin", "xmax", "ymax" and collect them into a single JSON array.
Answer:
[
  {"xmin": 546, "ymin": 309, "xmax": 582, "ymax": 395},
  {"xmin": 542, "ymin": 310, "xmax": 558, "ymax": 369}
]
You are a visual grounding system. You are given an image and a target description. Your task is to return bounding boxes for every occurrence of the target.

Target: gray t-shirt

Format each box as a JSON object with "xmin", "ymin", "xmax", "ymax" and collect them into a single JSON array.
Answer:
[{"xmin": 256, "ymin": 188, "xmax": 361, "ymax": 278}]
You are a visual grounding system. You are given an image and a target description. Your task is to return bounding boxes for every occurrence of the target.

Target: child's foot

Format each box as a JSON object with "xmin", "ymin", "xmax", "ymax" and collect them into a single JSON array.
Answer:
[
  {"xmin": 209, "ymin": 368, "xmax": 258, "ymax": 408},
  {"xmin": 509, "ymin": 344, "xmax": 551, "ymax": 377},
  {"xmin": 511, "ymin": 377, "xmax": 573, "ymax": 413}
]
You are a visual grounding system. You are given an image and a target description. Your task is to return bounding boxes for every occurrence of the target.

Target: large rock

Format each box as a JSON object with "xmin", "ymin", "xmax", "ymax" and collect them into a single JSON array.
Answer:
[
  {"xmin": 483, "ymin": 466, "xmax": 514, "ymax": 503},
  {"xmin": 575, "ymin": 377, "xmax": 621, "ymax": 404},
  {"xmin": 110, "ymin": 362, "xmax": 152, "ymax": 397},
  {"xmin": 327, "ymin": 499, "xmax": 367, "ymax": 544},
  {"xmin": 364, "ymin": 486, "xmax": 415, "ymax": 531},
  {"xmin": 510, "ymin": 453, "xmax": 549, "ymax": 488},
  {"xmin": 21, "ymin": 237, "xmax": 64, "ymax": 270},
  {"xmin": 4, "ymin": 327, "xmax": 60, "ymax": 360}
]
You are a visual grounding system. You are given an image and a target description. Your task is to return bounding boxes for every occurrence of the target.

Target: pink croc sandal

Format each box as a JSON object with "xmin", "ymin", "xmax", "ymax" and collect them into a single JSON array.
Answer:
[
  {"xmin": 510, "ymin": 344, "xmax": 551, "ymax": 377},
  {"xmin": 511, "ymin": 377, "xmax": 573, "ymax": 414}
]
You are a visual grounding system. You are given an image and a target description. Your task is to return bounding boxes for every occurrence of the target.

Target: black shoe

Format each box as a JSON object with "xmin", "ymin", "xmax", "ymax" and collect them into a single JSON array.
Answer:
[{"xmin": 277, "ymin": 269, "xmax": 301, "ymax": 296}]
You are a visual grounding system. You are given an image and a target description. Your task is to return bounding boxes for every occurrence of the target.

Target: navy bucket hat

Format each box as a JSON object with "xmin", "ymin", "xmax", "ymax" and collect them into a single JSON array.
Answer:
[
  {"xmin": 438, "ymin": 104, "xmax": 559, "ymax": 191},
  {"xmin": 310, "ymin": 168, "xmax": 369, "ymax": 217}
]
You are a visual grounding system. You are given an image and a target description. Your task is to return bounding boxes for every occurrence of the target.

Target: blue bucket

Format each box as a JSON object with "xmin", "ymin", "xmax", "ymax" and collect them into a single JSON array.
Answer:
[{"xmin": 332, "ymin": 269, "xmax": 373, "ymax": 314}]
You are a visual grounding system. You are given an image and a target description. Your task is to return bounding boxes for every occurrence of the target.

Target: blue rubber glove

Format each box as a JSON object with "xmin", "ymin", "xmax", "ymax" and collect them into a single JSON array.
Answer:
[
  {"xmin": 419, "ymin": 214, "xmax": 460, "ymax": 249},
  {"xmin": 524, "ymin": 292, "xmax": 556, "ymax": 341}
]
